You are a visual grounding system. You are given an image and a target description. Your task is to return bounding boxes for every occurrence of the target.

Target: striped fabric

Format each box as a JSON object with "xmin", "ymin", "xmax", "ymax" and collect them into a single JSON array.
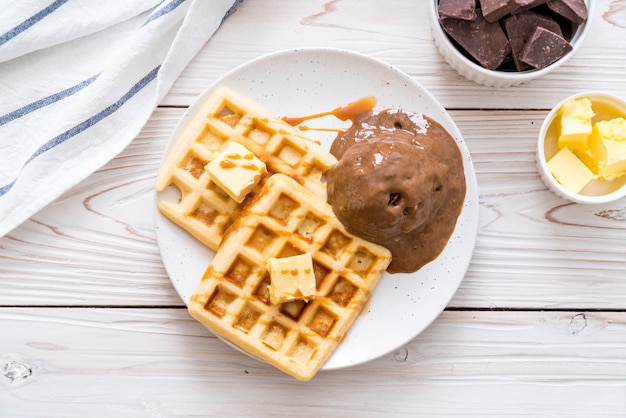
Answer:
[{"xmin": 0, "ymin": 0, "xmax": 242, "ymax": 237}]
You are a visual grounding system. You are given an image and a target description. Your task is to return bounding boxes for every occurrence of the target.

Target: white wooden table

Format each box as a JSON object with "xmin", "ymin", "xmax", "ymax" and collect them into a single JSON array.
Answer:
[{"xmin": 2, "ymin": 1, "xmax": 626, "ymax": 416}]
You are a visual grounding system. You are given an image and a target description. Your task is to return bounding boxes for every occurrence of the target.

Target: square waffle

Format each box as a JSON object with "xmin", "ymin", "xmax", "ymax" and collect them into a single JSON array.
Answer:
[
  {"xmin": 188, "ymin": 174, "xmax": 392, "ymax": 381},
  {"xmin": 155, "ymin": 86, "xmax": 337, "ymax": 250}
]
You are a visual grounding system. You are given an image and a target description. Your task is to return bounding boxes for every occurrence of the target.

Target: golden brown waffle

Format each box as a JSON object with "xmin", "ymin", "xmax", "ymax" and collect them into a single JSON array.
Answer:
[
  {"xmin": 188, "ymin": 174, "xmax": 392, "ymax": 381},
  {"xmin": 155, "ymin": 86, "xmax": 337, "ymax": 250}
]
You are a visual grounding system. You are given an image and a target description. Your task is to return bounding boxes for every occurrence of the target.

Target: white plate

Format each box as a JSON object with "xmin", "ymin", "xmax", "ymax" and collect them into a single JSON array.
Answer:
[{"xmin": 155, "ymin": 47, "xmax": 479, "ymax": 370}]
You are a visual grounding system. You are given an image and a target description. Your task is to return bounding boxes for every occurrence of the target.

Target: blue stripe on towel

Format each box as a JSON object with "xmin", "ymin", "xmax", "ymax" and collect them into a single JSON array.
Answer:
[
  {"xmin": 0, "ymin": 65, "xmax": 160, "ymax": 198},
  {"xmin": 0, "ymin": 74, "xmax": 100, "ymax": 127},
  {"xmin": 0, "ymin": 0, "xmax": 70, "ymax": 47},
  {"xmin": 143, "ymin": 0, "xmax": 187, "ymax": 26},
  {"xmin": 224, "ymin": 0, "xmax": 244, "ymax": 20}
]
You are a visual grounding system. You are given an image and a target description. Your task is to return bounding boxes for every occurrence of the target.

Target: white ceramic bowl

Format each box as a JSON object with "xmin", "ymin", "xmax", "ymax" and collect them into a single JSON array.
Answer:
[
  {"xmin": 429, "ymin": 0, "xmax": 593, "ymax": 87},
  {"xmin": 536, "ymin": 92, "xmax": 626, "ymax": 204}
]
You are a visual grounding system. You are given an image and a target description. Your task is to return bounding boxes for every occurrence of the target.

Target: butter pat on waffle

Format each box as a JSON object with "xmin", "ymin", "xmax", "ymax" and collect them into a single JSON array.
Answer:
[
  {"xmin": 155, "ymin": 86, "xmax": 337, "ymax": 250},
  {"xmin": 188, "ymin": 174, "xmax": 392, "ymax": 381}
]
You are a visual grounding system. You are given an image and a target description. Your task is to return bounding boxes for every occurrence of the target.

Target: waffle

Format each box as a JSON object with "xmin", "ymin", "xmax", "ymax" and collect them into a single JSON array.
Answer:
[
  {"xmin": 188, "ymin": 174, "xmax": 392, "ymax": 381},
  {"xmin": 155, "ymin": 86, "xmax": 337, "ymax": 250}
]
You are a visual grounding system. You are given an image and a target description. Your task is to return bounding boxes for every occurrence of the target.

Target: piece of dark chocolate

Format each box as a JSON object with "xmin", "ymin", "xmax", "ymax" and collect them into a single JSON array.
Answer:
[
  {"xmin": 479, "ymin": 0, "xmax": 519, "ymax": 22},
  {"xmin": 512, "ymin": 0, "xmax": 548, "ymax": 14},
  {"xmin": 546, "ymin": 0, "xmax": 588, "ymax": 24},
  {"xmin": 439, "ymin": 13, "xmax": 511, "ymax": 70},
  {"xmin": 504, "ymin": 11, "xmax": 562, "ymax": 71},
  {"xmin": 515, "ymin": 0, "xmax": 548, "ymax": 7},
  {"xmin": 438, "ymin": 0, "xmax": 477, "ymax": 21},
  {"xmin": 519, "ymin": 26, "xmax": 573, "ymax": 69}
]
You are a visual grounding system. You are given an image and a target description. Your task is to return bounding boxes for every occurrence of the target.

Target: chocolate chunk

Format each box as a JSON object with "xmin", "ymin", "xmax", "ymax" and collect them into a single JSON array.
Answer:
[
  {"xmin": 440, "ymin": 12, "xmax": 511, "ymax": 70},
  {"xmin": 504, "ymin": 11, "xmax": 563, "ymax": 71},
  {"xmin": 515, "ymin": 0, "xmax": 547, "ymax": 5},
  {"xmin": 519, "ymin": 26, "xmax": 573, "ymax": 69},
  {"xmin": 438, "ymin": 0, "xmax": 477, "ymax": 21},
  {"xmin": 547, "ymin": 0, "xmax": 588, "ymax": 24},
  {"xmin": 479, "ymin": 0, "xmax": 519, "ymax": 22},
  {"xmin": 512, "ymin": 0, "xmax": 548, "ymax": 13}
]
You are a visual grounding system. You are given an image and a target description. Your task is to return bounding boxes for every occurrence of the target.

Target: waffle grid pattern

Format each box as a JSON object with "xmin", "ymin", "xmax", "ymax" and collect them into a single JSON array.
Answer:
[
  {"xmin": 188, "ymin": 174, "xmax": 392, "ymax": 381},
  {"xmin": 155, "ymin": 86, "xmax": 337, "ymax": 250}
]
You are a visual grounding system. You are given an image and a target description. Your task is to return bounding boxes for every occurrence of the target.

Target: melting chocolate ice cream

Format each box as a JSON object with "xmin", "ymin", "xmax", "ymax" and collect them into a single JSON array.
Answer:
[{"xmin": 327, "ymin": 108, "xmax": 466, "ymax": 273}]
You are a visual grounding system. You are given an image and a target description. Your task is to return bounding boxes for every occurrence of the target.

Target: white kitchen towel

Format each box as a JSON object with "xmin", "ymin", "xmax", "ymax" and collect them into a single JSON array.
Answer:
[{"xmin": 0, "ymin": 0, "xmax": 242, "ymax": 238}]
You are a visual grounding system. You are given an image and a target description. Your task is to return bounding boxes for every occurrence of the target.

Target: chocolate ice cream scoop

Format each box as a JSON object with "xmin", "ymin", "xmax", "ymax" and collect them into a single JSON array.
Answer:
[
  {"xmin": 327, "ymin": 108, "xmax": 466, "ymax": 273},
  {"xmin": 330, "ymin": 108, "xmax": 431, "ymax": 159},
  {"xmin": 327, "ymin": 136, "xmax": 445, "ymax": 242}
]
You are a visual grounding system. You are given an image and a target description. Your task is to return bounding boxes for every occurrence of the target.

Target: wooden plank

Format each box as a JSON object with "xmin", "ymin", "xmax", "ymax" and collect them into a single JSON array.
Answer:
[
  {"xmin": 0, "ymin": 108, "xmax": 186, "ymax": 307},
  {"xmin": 1, "ymin": 108, "xmax": 625, "ymax": 309},
  {"xmin": 162, "ymin": 0, "xmax": 626, "ymax": 110},
  {"xmin": 2, "ymin": 1, "xmax": 624, "ymax": 415},
  {"xmin": 451, "ymin": 111, "xmax": 626, "ymax": 309},
  {"xmin": 2, "ymin": 308, "xmax": 625, "ymax": 416}
]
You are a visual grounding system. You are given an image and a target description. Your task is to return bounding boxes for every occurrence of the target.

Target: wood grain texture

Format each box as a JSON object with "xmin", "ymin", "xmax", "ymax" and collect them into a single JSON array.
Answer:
[
  {"xmin": 163, "ymin": 0, "xmax": 626, "ymax": 110},
  {"xmin": 0, "ymin": 108, "xmax": 184, "ymax": 307},
  {"xmin": 2, "ymin": 109, "xmax": 625, "ymax": 309},
  {"xmin": 451, "ymin": 111, "xmax": 626, "ymax": 309},
  {"xmin": 2, "ymin": 309, "xmax": 625, "ymax": 417},
  {"xmin": 2, "ymin": 0, "xmax": 626, "ymax": 414}
]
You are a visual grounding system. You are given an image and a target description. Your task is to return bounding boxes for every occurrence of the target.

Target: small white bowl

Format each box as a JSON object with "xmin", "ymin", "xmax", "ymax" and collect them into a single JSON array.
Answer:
[
  {"xmin": 429, "ymin": 0, "xmax": 593, "ymax": 87},
  {"xmin": 536, "ymin": 92, "xmax": 626, "ymax": 204}
]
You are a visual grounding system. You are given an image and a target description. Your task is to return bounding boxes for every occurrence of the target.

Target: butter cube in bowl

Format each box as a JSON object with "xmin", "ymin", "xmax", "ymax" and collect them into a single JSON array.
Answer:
[{"xmin": 537, "ymin": 92, "xmax": 626, "ymax": 204}]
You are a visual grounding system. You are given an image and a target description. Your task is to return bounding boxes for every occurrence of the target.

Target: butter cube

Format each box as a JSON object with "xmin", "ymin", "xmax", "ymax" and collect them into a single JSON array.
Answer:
[
  {"xmin": 205, "ymin": 142, "xmax": 266, "ymax": 203},
  {"xmin": 547, "ymin": 147, "xmax": 595, "ymax": 193},
  {"xmin": 595, "ymin": 118, "xmax": 626, "ymax": 180},
  {"xmin": 574, "ymin": 124, "xmax": 606, "ymax": 175},
  {"xmin": 267, "ymin": 253, "xmax": 316, "ymax": 305},
  {"xmin": 558, "ymin": 98, "xmax": 595, "ymax": 152}
]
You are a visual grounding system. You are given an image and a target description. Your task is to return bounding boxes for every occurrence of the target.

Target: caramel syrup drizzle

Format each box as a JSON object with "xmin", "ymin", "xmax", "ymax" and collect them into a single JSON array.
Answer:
[
  {"xmin": 219, "ymin": 152, "xmax": 260, "ymax": 170},
  {"xmin": 281, "ymin": 96, "xmax": 377, "ymax": 132},
  {"xmin": 280, "ymin": 267, "xmax": 313, "ymax": 276}
]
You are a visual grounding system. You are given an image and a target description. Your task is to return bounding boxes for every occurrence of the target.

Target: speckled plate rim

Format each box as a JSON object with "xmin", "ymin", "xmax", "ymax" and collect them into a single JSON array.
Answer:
[{"xmin": 154, "ymin": 47, "xmax": 479, "ymax": 371}]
